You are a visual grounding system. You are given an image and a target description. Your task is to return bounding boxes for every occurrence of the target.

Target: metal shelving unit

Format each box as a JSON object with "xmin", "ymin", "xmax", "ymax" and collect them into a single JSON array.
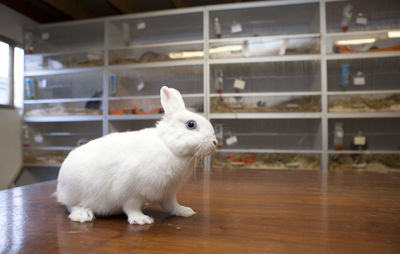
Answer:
[
  {"xmin": 21, "ymin": 0, "xmax": 400, "ymax": 172},
  {"xmin": 24, "ymin": 116, "xmax": 104, "ymax": 122},
  {"xmin": 209, "ymin": 113, "xmax": 323, "ymax": 119}
]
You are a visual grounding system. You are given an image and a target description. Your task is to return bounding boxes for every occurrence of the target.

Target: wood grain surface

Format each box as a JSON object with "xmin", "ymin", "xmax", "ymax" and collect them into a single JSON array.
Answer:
[{"xmin": 1, "ymin": 168, "xmax": 399, "ymax": 254}]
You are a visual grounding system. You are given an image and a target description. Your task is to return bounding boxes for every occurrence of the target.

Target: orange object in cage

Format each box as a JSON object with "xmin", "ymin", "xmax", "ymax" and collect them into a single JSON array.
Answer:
[{"xmin": 227, "ymin": 153, "xmax": 256, "ymax": 164}]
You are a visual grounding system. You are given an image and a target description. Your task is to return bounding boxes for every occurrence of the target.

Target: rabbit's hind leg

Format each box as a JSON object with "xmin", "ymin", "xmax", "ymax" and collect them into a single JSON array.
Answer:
[
  {"xmin": 68, "ymin": 206, "xmax": 95, "ymax": 223},
  {"xmin": 123, "ymin": 198, "xmax": 154, "ymax": 225}
]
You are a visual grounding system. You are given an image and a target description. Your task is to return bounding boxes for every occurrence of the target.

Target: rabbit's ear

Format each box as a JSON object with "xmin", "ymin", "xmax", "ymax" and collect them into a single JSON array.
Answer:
[{"xmin": 160, "ymin": 86, "xmax": 185, "ymax": 116}]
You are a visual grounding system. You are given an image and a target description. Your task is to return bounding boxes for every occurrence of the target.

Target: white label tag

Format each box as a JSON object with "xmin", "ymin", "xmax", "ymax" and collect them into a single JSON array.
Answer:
[
  {"xmin": 356, "ymin": 17, "xmax": 368, "ymax": 25},
  {"xmin": 231, "ymin": 23, "xmax": 242, "ymax": 34},
  {"xmin": 41, "ymin": 32, "xmax": 49, "ymax": 40},
  {"xmin": 353, "ymin": 77, "xmax": 365, "ymax": 85},
  {"xmin": 279, "ymin": 40, "xmax": 287, "ymax": 56},
  {"xmin": 233, "ymin": 79, "xmax": 246, "ymax": 90},
  {"xmin": 38, "ymin": 79, "xmax": 47, "ymax": 88},
  {"xmin": 354, "ymin": 136, "xmax": 366, "ymax": 146},
  {"xmin": 137, "ymin": 82, "xmax": 144, "ymax": 91},
  {"xmin": 137, "ymin": 22, "xmax": 146, "ymax": 30},
  {"xmin": 34, "ymin": 134, "xmax": 44, "ymax": 143},
  {"xmin": 226, "ymin": 136, "xmax": 238, "ymax": 146},
  {"xmin": 337, "ymin": 131, "xmax": 344, "ymax": 138}
]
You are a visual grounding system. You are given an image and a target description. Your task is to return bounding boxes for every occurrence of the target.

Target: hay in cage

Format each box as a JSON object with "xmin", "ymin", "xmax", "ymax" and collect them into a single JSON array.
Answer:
[
  {"xmin": 212, "ymin": 153, "xmax": 320, "ymax": 170},
  {"xmin": 211, "ymin": 96, "xmax": 321, "ymax": 113},
  {"xmin": 329, "ymin": 154, "xmax": 400, "ymax": 172},
  {"xmin": 329, "ymin": 94, "xmax": 400, "ymax": 113}
]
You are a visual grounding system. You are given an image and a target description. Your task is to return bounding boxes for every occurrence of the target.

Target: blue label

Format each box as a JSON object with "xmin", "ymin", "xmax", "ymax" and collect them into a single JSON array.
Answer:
[{"xmin": 341, "ymin": 64, "xmax": 350, "ymax": 86}]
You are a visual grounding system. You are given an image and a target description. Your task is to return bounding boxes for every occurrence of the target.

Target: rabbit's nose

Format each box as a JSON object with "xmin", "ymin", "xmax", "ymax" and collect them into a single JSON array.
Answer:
[{"xmin": 213, "ymin": 140, "xmax": 218, "ymax": 146}]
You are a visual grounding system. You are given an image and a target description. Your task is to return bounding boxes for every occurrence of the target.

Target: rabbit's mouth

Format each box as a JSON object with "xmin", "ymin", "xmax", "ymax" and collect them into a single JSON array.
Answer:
[{"xmin": 195, "ymin": 141, "xmax": 216, "ymax": 158}]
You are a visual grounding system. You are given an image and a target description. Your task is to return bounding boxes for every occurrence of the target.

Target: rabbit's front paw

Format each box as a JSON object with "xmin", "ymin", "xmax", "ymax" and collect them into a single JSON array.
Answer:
[
  {"xmin": 172, "ymin": 205, "xmax": 196, "ymax": 217},
  {"xmin": 127, "ymin": 213, "xmax": 154, "ymax": 225},
  {"xmin": 68, "ymin": 206, "xmax": 95, "ymax": 223}
]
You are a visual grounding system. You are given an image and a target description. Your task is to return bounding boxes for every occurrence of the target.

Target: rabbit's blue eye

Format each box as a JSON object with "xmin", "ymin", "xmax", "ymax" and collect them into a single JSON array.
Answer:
[{"xmin": 186, "ymin": 120, "xmax": 197, "ymax": 130}]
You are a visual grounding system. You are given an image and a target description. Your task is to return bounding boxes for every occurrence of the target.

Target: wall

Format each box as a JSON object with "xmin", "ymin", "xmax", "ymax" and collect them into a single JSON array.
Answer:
[
  {"xmin": 0, "ymin": 109, "xmax": 22, "ymax": 189},
  {"xmin": 0, "ymin": 4, "xmax": 38, "ymax": 43},
  {"xmin": 0, "ymin": 4, "xmax": 37, "ymax": 189}
]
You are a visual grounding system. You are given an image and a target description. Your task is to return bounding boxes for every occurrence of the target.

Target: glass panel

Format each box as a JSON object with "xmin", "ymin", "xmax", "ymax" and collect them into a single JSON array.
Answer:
[
  {"xmin": 108, "ymin": 12, "xmax": 203, "ymax": 47},
  {"xmin": 212, "ymin": 119, "xmax": 322, "ymax": 150},
  {"xmin": 24, "ymin": 71, "xmax": 103, "ymax": 100},
  {"xmin": 326, "ymin": 0, "xmax": 400, "ymax": 33},
  {"xmin": 22, "ymin": 122, "xmax": 102, "ymax": 148},
  {"xmin": 109, "ymin": 97, "xmax": 203, "ymax": 115},
  {"xmin": 211, "ymin": 95, "xmax": 321, "ymax": 113},
  {"xmin": 329, "ymin": 154, "xmax": 400, "ymax": 172},
  {"xmin": 14, "ymin": 47, "xmax": 24, "ymax": 108},
  {"xmin": 328, "ymin": 93, "xmax": 400, "ymax": 113},
  {"xmin": 327, "ymin": 57, "xmax": 400, "ymax": 91},
  {"xmin": 0, "ymin": 41, "xmax": 10, "ymax": 105},
  {"xmin": 212, "ymin": 152, "xmax": 321, "ymax": 170},
  {"xmin": 24, "ymin": 101, "xmax": 102, "ymax": 117},
  {"xmin": 109, "ymin": 65, "xmax": 203, "ymax": 97},
  {"xmin": 210, "ymin": 61, "xmax": 321, "ymax": 93},
  {"xmin": 209, "ymin": 3, "xmax": 319, "ymax": 39},
  {"xmin": 328, "ymin": 118, "xmax": 400, "ymax": 151},
  {"xmin": 326, "ymin": 31, "xmax": 400, "ymax": 55},
  {"xmin": 209, "ymin": 37, "xmax": 320, "ymax": 59},
  {"xmin": 109, "ymin": 43, "xmax": 203, "ymax": 64},
  {"xmin": 25, "ymin": 22, "xmax": 104, "ymax": 54},
  {"xmin": 25, "ymin": 51, "xmax": 104, "ymax": 71}
]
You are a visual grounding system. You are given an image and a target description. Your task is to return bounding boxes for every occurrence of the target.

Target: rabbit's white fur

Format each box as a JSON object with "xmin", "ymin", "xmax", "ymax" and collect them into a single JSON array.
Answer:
[{"xmin": 56, "ymin": 86, "xmax": 217, "ymax": 224}]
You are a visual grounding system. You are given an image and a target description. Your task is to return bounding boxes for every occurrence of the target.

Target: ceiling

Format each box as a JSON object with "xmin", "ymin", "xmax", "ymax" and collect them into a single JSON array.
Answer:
[{"xmin": 0, "ymin": 0, "xmax": 263, "ymax": 24}]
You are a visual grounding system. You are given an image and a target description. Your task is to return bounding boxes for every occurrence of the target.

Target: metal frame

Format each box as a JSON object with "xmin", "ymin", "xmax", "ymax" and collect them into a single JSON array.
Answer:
[
  {"xmin": 328, "ymin": 150, "xmax": 400, "ymax": 155},
  {"xmin": 327, "ymin": 90, "xmax": 400, "ymax": 95},
  {"xmin": 209, "ymin": 55, "xmax": 321, "ymax": 64},
  {"xmin": 108, "ymin": 60, "xmax": 204, "ymax": 70},
  {"xmin": 24, "ymin": 116, "xmax": 103, "ymax": 122},
  {"xmin": 320, "ymin": 0, "xmax": 329, "ymax": 170},
  {"xmin": 25, "ymin": 66, "xmax": 104, "ymax": 77},
  {"xmin": 21, "ymin": 0, "xmax": 400, "ymax": 171},
  {"xmin": 110, "ymin": 40, "xmax": 204, "ymax": 51},
  {"xmin": 328, "ymin": 112, "xmax": 400, "ymax": 119},
  {"xmin": 327, "ymin": 51, "xmax": 400, "ymax": 60},
  {"xmin": 218, "ymin": 149, "xmax": 322, "ymax": 154},
  {"xmin": 327, "ymin": 29, "xmax": 400, "ymax": 37},
  {"xmin": 209, "ymin": 113, "xmax": 323, "ymax": 119},
  {"xmin": 203, "ymin": 7, "xmax": 211, "ymax": 170},
  {"xmin": 209, "ymin": 33, "xmax": 320, "ymax": 43},
  {"xmin": 210, "ymin": 91, "xmax": 322, "ymax": 97},
  {"xmin": 24, "ymin": 97, "xmax": 102, "ymax": 104},
  {"xmin": 108, "ymin": 93, "xmax": 204, "ymax": 101},
  {"xmin": 207, "ymin": 0, "xmax": 320, "ymax": 10}
]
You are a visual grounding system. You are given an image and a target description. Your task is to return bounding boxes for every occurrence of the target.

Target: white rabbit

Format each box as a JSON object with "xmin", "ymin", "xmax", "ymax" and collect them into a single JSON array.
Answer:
[{"xmin": 56, "ymin": 86, "xmax": 217, "ymax": 224}]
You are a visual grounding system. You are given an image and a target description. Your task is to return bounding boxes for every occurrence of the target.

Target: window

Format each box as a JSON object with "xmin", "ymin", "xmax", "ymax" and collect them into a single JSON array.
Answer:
[
  {"xmin": 0, "ymin": 41, "xmax": 10, "ymax": 105},
  {"xmin": 0, "ymin": 38, "xmax": 24, "ymax": 108},
  {"xmin": 14, "ymin": 47, "xmax": 24, "ymax": 108}
]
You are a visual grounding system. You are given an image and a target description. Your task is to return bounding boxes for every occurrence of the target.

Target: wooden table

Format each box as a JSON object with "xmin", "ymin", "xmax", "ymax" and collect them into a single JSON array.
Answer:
[{"xmin": 1, "ymin": 168, "xmax": 400, "ymax": 254}]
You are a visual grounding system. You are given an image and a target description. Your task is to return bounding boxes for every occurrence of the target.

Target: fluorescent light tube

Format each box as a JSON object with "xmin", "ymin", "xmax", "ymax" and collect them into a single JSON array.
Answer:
[
  {"xmin": 336, "ymin": 38, "xmax": 376, "ymax": 45},
  {"xmin": 388, "ymin": 31, "xmax": 400, "ymax": 38}
]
